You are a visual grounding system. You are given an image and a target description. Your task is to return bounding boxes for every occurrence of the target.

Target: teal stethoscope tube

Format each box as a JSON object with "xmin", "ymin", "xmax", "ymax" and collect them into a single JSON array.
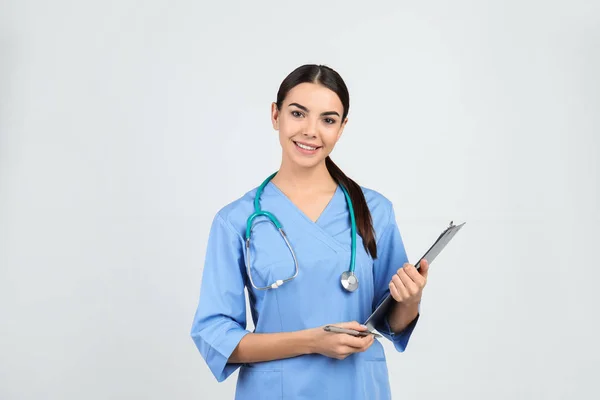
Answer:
[{"xmin": 245, "ymin": 172, "xmax": 358, "ymax": 292}]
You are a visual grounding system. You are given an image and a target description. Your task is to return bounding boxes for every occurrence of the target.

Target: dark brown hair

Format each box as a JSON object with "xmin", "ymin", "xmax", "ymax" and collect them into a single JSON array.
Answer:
[{"xmin": 275, "ymin": 64, "xmax": 377, "ymax": 259}]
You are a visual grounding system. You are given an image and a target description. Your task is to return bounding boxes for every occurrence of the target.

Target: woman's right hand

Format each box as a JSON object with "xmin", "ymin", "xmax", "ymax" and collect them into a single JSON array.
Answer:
[{"xmin": 308, "ymin": 321, "xmax": 375, "ymax": 360}]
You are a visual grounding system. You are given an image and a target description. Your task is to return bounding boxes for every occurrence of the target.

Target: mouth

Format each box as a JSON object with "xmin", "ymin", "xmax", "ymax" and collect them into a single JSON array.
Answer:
[{"xmin": 293, "ymin": 141, "xmax": 322, "ymax": 154}]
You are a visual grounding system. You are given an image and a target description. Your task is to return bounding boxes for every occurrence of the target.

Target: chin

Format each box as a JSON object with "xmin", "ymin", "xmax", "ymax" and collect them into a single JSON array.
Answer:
[{"xmin": 286, "ymin": 153, "xmax": 325, "ymax": 169}]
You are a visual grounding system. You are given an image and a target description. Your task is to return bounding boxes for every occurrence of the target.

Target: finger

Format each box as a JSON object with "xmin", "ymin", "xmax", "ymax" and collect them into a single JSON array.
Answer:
[
  {"xmin": 392, "ymin": 274, "xmax": 409, "ymax": 299},
  {"xmin": 397, "ymin": 268, "xmax": 417, "ymax": 291},
  {"xmin": 418, "ymin": 259, "xmax": 429, "ymax": 277},
  {"xmin": 357, "ymin": 337, "xmax": 374, "ymax": 352},
  {"xmin": 340, "ymin": 333, "xmax": 375, "ymax": 356},
  {"xmin": 403, "ymin": 264, "xmax": 425, "ymax": 286},
  {"xmin": 348, "ymin": 335, "xmax": 374, "ymax": 353},
  {"xmin": 336, "ymin": 321, "xmax": 368, "ymax": 332},
  {"xmin": 391, "ymin": 274, "xmax": 410, "ymax": 301},
  {"xmin": 365, "ymin": 336, "xmax": 375, "ymax": 350},
  {"xmin": 398, "ymin": 268, "xmax": 420, "ymax": 295},
  {"xmin": 400, "ymin": 269, "xmax": 425, "ymax": 296},
  {"xmin": 389, "ymin": 280, "xmax": 402, "ymax": 302},
  {"xmin": 340, "ymin": 334, "xmax": 367, "ymax": 349}
]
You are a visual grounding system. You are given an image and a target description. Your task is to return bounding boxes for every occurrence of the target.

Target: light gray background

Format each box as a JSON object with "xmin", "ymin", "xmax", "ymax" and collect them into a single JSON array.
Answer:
[{"xmin": 1, "ymin": 1, "xmax": 599, "ymax": 399}]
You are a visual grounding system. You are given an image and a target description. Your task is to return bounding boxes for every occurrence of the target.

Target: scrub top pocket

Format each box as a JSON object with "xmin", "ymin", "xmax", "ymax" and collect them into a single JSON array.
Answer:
[{"xmin": 236, "ymin": 366, "xmax": 283, "ymax": 400}]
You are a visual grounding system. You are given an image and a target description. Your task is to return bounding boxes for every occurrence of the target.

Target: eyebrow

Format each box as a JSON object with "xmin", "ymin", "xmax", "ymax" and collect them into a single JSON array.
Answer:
[{"xmin": 288, "ymin": 102, "xmax": 340, "ymax": 117}]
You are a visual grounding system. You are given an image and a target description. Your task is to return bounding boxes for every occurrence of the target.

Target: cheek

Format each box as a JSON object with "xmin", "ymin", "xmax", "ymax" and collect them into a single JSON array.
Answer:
[
  {"xmin": 276, "ymin": 125, "xmax": 292, "ymax": 142},
  {"xmin": 278, "ymin": 119, "xmax": 299, "ymax": 138},
  {"xmin": 278, "ymin": 132, "xmax": 294, "ymax": 149},
  {"xmin": 321, "ymin": 130, "xmax": 341, "ymax": 148}
]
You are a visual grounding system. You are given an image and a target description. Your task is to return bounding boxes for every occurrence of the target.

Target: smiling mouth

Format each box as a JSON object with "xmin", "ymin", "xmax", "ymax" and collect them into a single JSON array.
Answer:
[{"xmin": 293, "ymin": 141, "xmax": 321, "ymax": 151}]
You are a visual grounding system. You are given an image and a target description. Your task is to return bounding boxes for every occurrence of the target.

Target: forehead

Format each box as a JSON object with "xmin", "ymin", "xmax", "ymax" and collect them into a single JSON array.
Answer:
[{"xmin": 283, "ymin": 82, "xmax": 343, "ymax": 112}]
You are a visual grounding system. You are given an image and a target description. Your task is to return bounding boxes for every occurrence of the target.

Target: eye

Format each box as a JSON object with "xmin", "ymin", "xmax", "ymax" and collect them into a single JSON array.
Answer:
[
  {"xmin": 324, "ymin": 118, "xmax": 336, "ymax": 125},
  {"xmin": 291, "ymin": 110, "xmax": 304, "ymax": 118}
]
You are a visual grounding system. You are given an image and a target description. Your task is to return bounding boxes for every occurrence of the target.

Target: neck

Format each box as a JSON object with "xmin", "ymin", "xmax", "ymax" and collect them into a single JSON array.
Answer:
[{"xmin": 271, "ymin": 158, "xmax": 336, "ymax": 193}]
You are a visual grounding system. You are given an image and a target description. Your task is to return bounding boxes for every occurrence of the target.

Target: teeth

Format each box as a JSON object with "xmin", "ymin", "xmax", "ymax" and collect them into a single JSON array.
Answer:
[{"xmin": 296, "ymin": 142, "xmax": 317, "ymax": 151}]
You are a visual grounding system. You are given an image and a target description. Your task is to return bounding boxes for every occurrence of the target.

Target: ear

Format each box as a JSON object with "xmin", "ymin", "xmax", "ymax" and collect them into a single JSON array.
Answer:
[
  {"xmin": 336, "ymin": 117, "xmax": 348, "ymax": 141},
  {"xmin": 271, "ymin": 102, "xmax": 280, "ymax": 130}
]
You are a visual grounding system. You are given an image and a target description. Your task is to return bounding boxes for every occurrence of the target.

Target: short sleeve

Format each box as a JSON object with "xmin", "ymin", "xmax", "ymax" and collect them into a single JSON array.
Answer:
[
  {"xmin": 372, "ymin": 204, "xmax": 420, "ymax": 352},
  {"xmin": 190, "ymin": 213, "xmax": 250, "ymax": 382}
]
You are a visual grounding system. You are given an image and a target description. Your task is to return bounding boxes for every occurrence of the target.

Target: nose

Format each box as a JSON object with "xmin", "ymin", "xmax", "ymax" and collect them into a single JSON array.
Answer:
[{"xmin": 301, "ymin": 117, "xmax": 318, "ymax": 138}]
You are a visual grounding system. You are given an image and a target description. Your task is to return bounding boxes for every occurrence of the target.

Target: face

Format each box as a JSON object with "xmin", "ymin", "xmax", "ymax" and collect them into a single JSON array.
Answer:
[{"xmin": 271, "ymin": 82, "xmax": 347, "ymax": 169}]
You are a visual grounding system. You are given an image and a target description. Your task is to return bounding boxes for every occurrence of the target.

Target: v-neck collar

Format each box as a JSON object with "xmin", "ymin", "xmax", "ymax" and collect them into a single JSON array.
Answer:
[
  {"xmin": 267, "ymin": 182, "xmax": 341, "ymax": 226},
  {"xmin": 263, "ymin": 182, "xmax": 348, "ymax": 254}
]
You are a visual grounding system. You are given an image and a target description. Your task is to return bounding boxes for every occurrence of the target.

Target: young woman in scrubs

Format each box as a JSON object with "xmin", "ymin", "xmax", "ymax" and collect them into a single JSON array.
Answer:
[{"xmin": 190, "ymin": 64, "xmax": 429, "ymax": 399}]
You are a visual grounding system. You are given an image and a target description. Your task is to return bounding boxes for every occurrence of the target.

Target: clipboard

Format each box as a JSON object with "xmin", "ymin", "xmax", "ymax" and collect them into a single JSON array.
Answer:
[{"xmin": 363, "ymin": 220, "xmax": 466, "ymax": 332}]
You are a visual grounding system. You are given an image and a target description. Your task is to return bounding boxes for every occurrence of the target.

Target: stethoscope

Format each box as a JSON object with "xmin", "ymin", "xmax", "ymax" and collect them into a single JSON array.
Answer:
[{"xmin": 245, "ymin": 172, "xmax": 359, "ymax": 292}]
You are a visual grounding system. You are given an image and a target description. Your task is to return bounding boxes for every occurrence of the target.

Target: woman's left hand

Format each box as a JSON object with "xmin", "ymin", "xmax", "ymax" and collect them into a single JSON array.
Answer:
[{"xmin": 389, "ymin": 259, "xmax": 429, "ymax": 305}]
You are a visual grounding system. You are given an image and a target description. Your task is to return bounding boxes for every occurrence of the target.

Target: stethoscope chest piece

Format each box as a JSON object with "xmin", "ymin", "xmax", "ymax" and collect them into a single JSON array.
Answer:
[{"xmin": 340, "ymin": 271, "xmax": 359, "ymax": 292}]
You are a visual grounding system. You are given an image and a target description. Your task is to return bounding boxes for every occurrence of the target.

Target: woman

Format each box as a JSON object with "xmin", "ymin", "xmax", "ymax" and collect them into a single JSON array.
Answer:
[{"xmin": 190, "ymin": 64, "xmax": 429, "ymax": 399}]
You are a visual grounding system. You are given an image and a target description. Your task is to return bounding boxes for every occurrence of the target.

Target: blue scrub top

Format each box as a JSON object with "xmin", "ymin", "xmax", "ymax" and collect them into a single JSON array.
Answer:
[{"xmin": 190, "ymin": 182, "xmax": 419, "ymax": 400}]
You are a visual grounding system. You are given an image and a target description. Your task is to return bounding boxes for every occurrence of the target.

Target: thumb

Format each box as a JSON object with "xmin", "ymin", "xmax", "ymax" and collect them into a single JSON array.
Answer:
[
  {"xmin": 336, "ymin": 321, "xmax": 368, "ymax": 331},
  {"xmin": 419, "ymin": 259, "xmax": 429, "ymax": 277}
]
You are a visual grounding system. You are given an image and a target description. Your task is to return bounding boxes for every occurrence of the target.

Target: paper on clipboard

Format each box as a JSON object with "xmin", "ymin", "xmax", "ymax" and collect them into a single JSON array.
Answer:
[{"xmin": 363, "ymin": 220, "xmax": 466, "ymax": 332}]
